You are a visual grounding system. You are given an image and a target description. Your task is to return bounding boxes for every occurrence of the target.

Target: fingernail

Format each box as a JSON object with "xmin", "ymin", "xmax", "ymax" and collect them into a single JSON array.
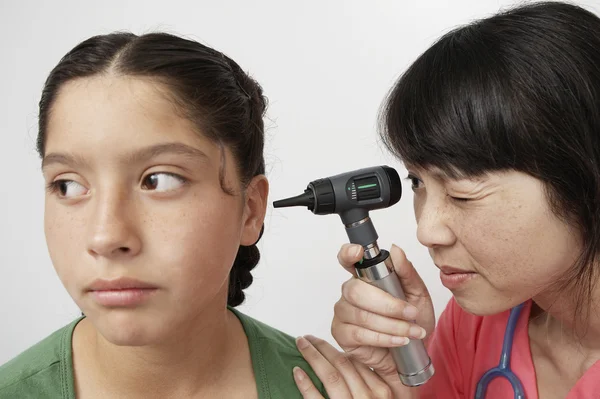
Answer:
[
  {"xmin": 351, "ymin": 245, "xmax": 362, "ymax": 258},
  {"xmin": 391, "ymin": 336, "xmax": 410, "ymax": 345},
  {"xmin": 293, "ymin": 367, "xmax": 305, "ymax": 382},
  {"xmin": 409, "ymin": 326, "xmax": 427, "ymax": 339},
  {"xmin": 296, "ymin": 336, "xmax": 310, "ymax": 349},
  {"xmin": 403, "ymin": 306, "xmax": 418, "ymax": 319}
]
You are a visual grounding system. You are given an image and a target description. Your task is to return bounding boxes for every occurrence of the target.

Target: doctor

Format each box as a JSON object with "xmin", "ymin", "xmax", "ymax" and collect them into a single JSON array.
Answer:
[{"xmin": 327, "ymin": 2, "xmax": 600, "ymax": 399}]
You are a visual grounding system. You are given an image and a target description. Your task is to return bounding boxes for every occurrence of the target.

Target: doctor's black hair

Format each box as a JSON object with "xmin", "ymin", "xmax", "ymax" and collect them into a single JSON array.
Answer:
[
  {"xmin": 37, "ymin": 32, "xmax": 266, "ymax": 307},
  {"xmin": 380, "ymin": 1, "xmax": 600, "ymax": 323}
]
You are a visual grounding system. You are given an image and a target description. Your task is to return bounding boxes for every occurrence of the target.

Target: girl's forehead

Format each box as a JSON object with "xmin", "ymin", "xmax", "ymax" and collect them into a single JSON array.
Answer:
[
  {"xmin": 52, "ymin": 75, "xmax": 178, "ymax": 121},
  {"xmin": 46, "ymin": 76, "xmax": 212, "ymax": 154}
]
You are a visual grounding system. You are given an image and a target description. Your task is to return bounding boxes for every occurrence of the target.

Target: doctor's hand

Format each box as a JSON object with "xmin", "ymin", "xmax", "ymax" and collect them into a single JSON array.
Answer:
[
  {"xmin": 294, "ymin": 334, "xmax": 394, "ymax": 398},
  {"xmin": 331, "ymin": 244, "xmax": 435, "ymax": 394}
]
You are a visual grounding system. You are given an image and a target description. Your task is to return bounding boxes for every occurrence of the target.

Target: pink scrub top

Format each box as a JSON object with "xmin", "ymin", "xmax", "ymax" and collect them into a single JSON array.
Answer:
[{"xmin": 419, "ymin": 298, "xmax": 600, "ymax": 398}]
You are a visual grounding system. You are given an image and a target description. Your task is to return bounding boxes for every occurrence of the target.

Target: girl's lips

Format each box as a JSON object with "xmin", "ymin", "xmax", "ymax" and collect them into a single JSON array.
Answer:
[
  {"xmin": 87, "ymin": 277, "xmax": 157, "ymax": 291},
  {"xmin": 87, "ymin": 277, "xmax": 159, "ymax": 307},
  {"xmin": 90, "ymin": 288, "xmax": 157, "ymax": 307}
]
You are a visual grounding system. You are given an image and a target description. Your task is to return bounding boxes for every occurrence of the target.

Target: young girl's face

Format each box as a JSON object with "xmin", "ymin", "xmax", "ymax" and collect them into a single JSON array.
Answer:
[{"xmin": 41, "ymin": 75, "xmax": 266, "ymax": 345}]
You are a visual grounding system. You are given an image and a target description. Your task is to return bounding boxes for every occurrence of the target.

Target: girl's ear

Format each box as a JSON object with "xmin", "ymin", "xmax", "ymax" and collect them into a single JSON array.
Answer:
[{"xmin": 240, "ymin": 175, "xmax": 269, "ymax": 246}]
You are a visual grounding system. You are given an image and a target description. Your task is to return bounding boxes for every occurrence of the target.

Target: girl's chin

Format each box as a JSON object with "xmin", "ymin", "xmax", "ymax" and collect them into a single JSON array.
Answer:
[{"xmin": 86, "ymin": 312, "xmax": 173, "ymax": 347}]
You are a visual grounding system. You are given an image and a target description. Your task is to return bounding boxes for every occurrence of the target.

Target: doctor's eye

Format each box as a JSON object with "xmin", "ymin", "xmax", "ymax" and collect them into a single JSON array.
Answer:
[{"xmin": 405, "ymin": 174, "xmax": 423, "ymax": 191}]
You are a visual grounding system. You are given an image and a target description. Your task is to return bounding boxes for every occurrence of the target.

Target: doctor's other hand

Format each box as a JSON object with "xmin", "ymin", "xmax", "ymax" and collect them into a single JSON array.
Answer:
[
  {"xmin": 294, "ymin": 334, "xmax": 393, "ymax": 398},
  {"xmin": 331, "ymin": 244, "xmax": 435, "ymax": 384}
]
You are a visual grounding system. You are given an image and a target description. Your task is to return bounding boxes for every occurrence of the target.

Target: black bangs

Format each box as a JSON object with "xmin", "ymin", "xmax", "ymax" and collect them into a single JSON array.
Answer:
[
  {"xmin": 379, "ymin": 0, "xmax": 600, "ymax": 334},
  {"xmin": 378, "ymin": 2, "xmax": 600, "ymax": 179},
  {"xmin": 380, "ymin": 26, "xmax": 531, "ymax": 178}
]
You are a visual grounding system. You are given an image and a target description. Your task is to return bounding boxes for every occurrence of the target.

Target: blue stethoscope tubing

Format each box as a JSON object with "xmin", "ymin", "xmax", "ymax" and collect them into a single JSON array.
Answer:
[{"xmin": 474, "ymin": 302, "xmax": 526, "ymax": 399}]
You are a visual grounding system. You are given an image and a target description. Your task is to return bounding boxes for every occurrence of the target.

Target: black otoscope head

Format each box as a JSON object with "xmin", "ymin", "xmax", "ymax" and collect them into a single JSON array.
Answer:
[
  {"xmin": 273, "ymin": 166, "xmax": 402, "ymax": 246},
  {"xmin": 273, "ymin": 165, "xmax": 401, "ymax": 218}
]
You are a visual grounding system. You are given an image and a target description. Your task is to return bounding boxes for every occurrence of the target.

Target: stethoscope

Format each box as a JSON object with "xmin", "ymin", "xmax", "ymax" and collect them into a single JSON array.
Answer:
[{"xmin": 474, "ymin": 302, "xmax": 526, "ymax": 399}]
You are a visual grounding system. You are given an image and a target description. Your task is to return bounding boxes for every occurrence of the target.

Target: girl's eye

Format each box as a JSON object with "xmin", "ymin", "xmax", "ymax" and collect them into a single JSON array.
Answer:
[
  {"xmin": 141, "ymin": 173, "xmax": 187, "ymax": 192},
  {"xmin": 48, "ymin": 180, "xmax": 88, "ymax": 198},
  {"xmin": 406, "ymin": 174, "xmax": 423, "ymax": 190}
]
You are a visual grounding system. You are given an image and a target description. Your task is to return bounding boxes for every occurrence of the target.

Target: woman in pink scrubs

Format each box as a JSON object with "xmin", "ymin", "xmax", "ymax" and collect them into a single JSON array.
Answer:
[{"xmin": 329, "ymin": 2, "xmax": 600, "ymax": 398}]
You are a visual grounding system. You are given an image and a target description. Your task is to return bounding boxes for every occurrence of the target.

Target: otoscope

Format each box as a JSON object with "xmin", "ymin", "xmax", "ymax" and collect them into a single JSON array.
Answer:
[{"xmin": 273, "ymin": 165, "xmax": 434, "ymax": 387}]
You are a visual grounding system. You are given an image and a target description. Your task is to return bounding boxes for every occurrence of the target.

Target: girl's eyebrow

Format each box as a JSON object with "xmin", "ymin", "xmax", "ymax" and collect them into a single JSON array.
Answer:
[
  {"xmin": 42, "ymin": 142, "xmax": 209, "ymax": 171},
  {"xmin": 41, "ymin": 152, "xmax": 88, "ymax": 171}
]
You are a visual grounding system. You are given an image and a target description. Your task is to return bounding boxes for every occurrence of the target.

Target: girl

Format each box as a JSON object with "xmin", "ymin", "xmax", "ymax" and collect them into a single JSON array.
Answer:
[
  {"xmin": 0, "ymin": 32, "xmax": 389, "ymax": 399},
  {"xmin": 331, "ymin": 2, "xmax": 600, "ymax": 398}
]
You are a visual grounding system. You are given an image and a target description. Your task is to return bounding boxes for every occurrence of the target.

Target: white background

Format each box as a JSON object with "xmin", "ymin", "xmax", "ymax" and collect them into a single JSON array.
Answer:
[{"xmin": 1, "ymin": 0, "xmax": 599, "ymax": 364}]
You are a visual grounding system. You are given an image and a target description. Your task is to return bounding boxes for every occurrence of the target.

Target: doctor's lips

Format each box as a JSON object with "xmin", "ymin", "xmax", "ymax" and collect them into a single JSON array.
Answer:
[
  {"xmin": 437, "ymin": 265, "xmax": 477, "ymax": 290},
  {"xmin": 87, "ymin": 277, "xmax": 158, "ymax": 307}
]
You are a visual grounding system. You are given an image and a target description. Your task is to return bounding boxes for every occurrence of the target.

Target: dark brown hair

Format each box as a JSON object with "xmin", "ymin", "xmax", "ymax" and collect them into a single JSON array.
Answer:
[{"xmin": 38, "ymin": 32, "xmax": 267, "ymax": 307}]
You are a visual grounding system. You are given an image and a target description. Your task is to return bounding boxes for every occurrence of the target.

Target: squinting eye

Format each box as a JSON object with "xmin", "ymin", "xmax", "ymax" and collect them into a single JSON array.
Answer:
[
  {"xmin": 449, "ymin": 195, "xmax": 470, "ymax": 202},
  {"xmin": 142, "ymin": 173, "xmax": 187, "ymax": 192},
  {"xmin": 49, "ymin": 180, "xmax": 88, "ymax": 198}
]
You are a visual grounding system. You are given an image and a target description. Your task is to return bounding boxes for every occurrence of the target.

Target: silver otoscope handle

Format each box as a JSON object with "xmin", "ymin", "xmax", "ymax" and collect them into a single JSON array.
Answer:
[
  {"xmin": 271, "ymin": 165, "xmax": 434, "ymax": 386},
  {"xmin": 356, "ymin": 243, "xmax": 435, "ymax": 387}
]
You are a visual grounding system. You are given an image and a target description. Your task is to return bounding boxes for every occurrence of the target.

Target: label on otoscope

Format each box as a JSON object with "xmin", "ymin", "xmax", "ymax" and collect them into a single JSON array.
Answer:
[{"xmin": 346, "ymin": 176, "xmax": 381, "ymax": 202}]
